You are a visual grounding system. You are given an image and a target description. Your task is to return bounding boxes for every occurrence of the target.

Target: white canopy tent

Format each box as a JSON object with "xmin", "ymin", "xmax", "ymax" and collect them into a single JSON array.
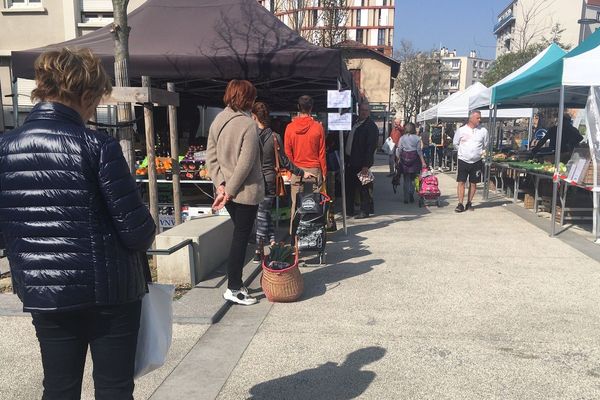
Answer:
[{"xmin": 417, "ymin": 82, "xmax": 532, "ymax": 122}]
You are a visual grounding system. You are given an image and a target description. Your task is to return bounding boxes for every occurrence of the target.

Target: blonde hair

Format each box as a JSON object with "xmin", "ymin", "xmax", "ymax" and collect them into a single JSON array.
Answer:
[{"xmin": 31, "ymin": 48, "xmax": 112, "ymax": 108}]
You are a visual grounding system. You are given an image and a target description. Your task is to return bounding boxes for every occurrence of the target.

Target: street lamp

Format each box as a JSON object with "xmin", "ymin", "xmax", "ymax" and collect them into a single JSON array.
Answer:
[{"xmin": 577, "ymin": 18, "xmax": 600, "ymax": 44}]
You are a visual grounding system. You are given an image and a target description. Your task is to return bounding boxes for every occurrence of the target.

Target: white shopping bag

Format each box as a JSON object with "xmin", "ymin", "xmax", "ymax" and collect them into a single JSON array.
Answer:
[
  {"xmin": 382, "ymin": 136, "xmax": 395, "ymax": 155},
  {"xmin": 134, "ymin": 283, "xmax": 175, "ymax": 379}
]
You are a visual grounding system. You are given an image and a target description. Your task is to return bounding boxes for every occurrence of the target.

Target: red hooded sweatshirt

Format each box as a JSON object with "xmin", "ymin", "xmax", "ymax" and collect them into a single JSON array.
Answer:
[{"xmin": 284, "ymin": 115, "xmax": 327, "ymax": 176}]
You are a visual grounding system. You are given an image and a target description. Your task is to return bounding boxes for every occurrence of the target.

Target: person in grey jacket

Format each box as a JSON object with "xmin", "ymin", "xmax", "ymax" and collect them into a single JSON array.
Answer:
[
  {"xmin": 206, "ymin": 80, "xmax": 264, "ymax": 305},
  {"xmin": 251, "ymin": 102, "xmax": 314, "ymax": 261}
]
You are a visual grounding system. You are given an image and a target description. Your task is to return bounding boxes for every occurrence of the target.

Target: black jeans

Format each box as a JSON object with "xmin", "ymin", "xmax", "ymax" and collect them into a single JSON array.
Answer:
[
  {"xmin": 225, "ymin": 201, "xmax": 259, "ymax": 290},
  {"xmin": 345, "ymin": 166, "xmax": 370, "ymax": 215},
  {"xmin": 31, "ymin": 300, "xmax": 142, "ymax": 400}
]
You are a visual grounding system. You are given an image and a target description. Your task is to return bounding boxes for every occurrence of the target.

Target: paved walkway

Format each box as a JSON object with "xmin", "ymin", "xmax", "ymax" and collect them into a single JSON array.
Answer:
[{"xmin": 1, "ymin": 154, "xmax": 599, "ymax": 399}]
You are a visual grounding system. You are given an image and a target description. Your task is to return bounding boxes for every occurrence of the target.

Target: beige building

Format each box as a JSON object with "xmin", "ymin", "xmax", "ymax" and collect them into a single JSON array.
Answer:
[
  {"xmin": 494, "ymin": 0, "xmax": 600, "ymax": 58},
  {"xmin": 0, "ymin": 0, "xmax": 144, "ymax": 127},
  {"xmin": 336, "ymin": 40, "xmax": 398, "ymax": 135},
  {"xmin": 260, "ymin": 0, "xmax": 395, "ymax": 57}
]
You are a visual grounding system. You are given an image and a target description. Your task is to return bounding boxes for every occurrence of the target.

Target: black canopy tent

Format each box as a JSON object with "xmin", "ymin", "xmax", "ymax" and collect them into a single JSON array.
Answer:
[{"xmin": 11, "ymin": 0, "xmax": 352, "ymax": 110}]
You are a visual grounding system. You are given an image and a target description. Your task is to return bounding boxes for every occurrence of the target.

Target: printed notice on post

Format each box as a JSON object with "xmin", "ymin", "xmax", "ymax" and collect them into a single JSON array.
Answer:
[
  {"xmin": 328, "ymin": 113, "xmax": 352, "ymax": 131},
  {"xmin": 327, "ymin": 90, "xmax": 351, "ymax": 109}
]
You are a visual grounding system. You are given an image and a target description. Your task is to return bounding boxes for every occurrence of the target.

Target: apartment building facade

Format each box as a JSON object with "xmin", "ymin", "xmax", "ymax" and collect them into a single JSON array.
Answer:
[
  {"xmin": 494, "ymin": 0, "xmax": 600, "ymax": 58},
  {"xmin": 260, "ymin": 0, "xmax": 395, "ymax": 56},
  {"xmin": 0, "ymin": 0, "xmax": 144, "ymax": 127}
]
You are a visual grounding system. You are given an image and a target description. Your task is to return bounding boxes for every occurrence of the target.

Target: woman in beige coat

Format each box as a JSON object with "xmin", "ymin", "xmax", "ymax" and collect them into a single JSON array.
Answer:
[{"xmin": 207, "ymin": 80, "xmax": 264, "ymax": 305}]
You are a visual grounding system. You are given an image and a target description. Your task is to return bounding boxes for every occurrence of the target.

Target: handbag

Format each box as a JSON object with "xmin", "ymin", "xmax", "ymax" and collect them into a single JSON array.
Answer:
[
  {"xmin": 273, "ymin": 135, "xmax": 287, "ymax": 197},
  {"xmin": 134, "ymin": 283, "xmax": 175, "ymax": 379}
]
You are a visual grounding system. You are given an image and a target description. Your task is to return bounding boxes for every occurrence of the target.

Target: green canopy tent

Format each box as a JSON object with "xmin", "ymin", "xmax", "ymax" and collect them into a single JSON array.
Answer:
[{"xmin": 490, "ymin": 29, "xmax": 600, "ymax": 242}]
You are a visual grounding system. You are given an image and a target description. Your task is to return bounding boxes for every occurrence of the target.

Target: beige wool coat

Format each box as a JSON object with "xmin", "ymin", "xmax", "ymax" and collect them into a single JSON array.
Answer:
[{"xmin": 206, "ymin": 107, "xmax": 265, "ymax": 205}]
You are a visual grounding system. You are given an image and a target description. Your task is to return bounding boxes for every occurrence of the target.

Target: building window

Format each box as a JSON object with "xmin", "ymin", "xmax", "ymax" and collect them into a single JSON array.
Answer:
[
  {"xmin": 452, "ymin": 60, "xmax": 460, "ymax": 69},
  {"xmin": 4, "ymin": 0, "xmax": 41, "ymax": 8},
  {"xmin": 361, "ymin": 0, "xmax": 367, "ymax": 6},
  {"xmin": 356, "ymin": 10, "xmax": 361, "ymax": 26},
  {"xmin": 382, "ymin": 0, "xmax": 387, "ymax": 4},
  {"xmin": 377, "ymin": 9, "xmax": 382, "ymax": 25},
  {"xmin": 377, "ymin": 29, "xmax": 385, "ymax": 46},
  {"xmin": 356, "ymin": 29, "xmax": 364, "ymax": 43},
  {"xmin": 312, "ymin": 9, "xmax": 318, "ymax": 25},
  {"xmin": 450, "ymin": 80, "xmax": 458, "ymax": 88}
]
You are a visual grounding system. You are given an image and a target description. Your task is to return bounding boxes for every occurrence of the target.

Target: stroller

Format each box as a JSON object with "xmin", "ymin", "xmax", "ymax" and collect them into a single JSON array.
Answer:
[
  {"xmin": 416, "ymin": 167, "xmax": 441, "ymax": 208},
  {"xmin": 293, "ymin": 187, "xmax": 330, "ymax": 265}
]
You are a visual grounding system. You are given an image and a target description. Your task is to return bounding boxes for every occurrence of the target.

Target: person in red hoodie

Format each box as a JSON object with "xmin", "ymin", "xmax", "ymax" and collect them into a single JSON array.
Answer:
[
  {"xmin": 284, "ymin": 95, "xmax": 327, "ymax": 234},
  {"xmin": 388, "ymin": 118, "xmax": 404, "ymax": 176}
]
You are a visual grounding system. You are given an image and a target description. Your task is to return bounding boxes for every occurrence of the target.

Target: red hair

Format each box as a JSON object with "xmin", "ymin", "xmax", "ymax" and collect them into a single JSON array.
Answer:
[{"xmin": 223, "ymin": 80, "xmax": 257, "ymax": 111}]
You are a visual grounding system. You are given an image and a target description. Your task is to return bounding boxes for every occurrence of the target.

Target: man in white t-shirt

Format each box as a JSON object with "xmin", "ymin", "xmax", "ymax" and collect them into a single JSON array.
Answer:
[{"xmin": 452, "ymin": 110, "xmax": 488, "ymax": 212}]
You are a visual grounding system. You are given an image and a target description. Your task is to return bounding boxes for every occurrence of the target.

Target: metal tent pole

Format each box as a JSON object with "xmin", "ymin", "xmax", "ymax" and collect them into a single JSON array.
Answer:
[
  {"xmin": 551, "ymin": 86, "xmax": 566, "ymax": 237},
  {"xmin": 337, "ymin": 78, "xmax": 348, "ymax": 235},
  {"xmin": 527, "ymin": 108, "xmax": 535, "ymax": 150},
  {"xmin": 11, "ymin": 80, "xmax": 19, "ymax": 128},
  {"xmin": 483, "ymin": 106, "xmax": 497, "ymax": 200}
]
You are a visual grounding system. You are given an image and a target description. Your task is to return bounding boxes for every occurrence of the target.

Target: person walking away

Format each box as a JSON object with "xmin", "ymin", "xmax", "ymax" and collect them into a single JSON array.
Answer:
[
  {"xmin": 284, "ymin": 95, "xmax": 327, "ymax": 234},
  {"xmin": 453, "ymin": 110, "xmax": 488, "ymax": 212},
  {"xmin": 0, "ymin": 48, "xmax": 156, "ymax": 399},
  {"xmin": 251, "ymin": 101, "xmax": 314, "ymax": 261},
  {"xmin": 388, "ymin": 119, "xmax": 404, "ymax": 176},
  {"xmin": 345, "ymin": 103, "xmax": 379, "ymax": 219},
  {"xmin": 207, "ymin": 80, "xmax": 264, "ymax": 305},
  {"xmin": 419, "ymin": 125, "xmax": 432, "ymax": 166},
  {"xmin": 397, "ymin": 122, "xmax": 426, "ymax": 204}
]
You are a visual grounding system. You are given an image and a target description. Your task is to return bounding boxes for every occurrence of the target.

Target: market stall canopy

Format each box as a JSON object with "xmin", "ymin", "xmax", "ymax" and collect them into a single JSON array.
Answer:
[
  {"xmin": 469, "ymin": 43, "xmax": 566, "ymax": 111},
  {"xmin": 11, "ymin": 0, "xmax": 352, "ymax": 110},
  {"xmin": 417, "ymin": 82, "xmax": 532, "ymax": 122},
  {"xmin": 492, "ymin": 29, "xmax": 600, "ymax": 108}
]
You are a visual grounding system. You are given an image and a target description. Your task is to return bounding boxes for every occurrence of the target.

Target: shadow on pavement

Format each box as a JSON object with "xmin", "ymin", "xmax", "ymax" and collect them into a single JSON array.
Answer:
[
  {"xmin": 247, "ymin": 346, "xmax": 386, "ymax": 400},
  {"xmin": 299, "ymin": 258, "xmax": 384, "ymax": 301}
]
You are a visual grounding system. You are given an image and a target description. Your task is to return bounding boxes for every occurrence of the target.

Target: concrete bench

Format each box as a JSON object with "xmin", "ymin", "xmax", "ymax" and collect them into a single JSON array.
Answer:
[{"xmin": 156, "ymin": 215, "xmax": 233, "ymax": 285}]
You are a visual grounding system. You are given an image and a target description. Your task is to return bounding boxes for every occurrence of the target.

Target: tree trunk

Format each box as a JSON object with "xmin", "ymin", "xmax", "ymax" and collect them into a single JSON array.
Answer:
[{"xmin": 112, "ymin": 0, "xmax": 135, "ymax": 173}]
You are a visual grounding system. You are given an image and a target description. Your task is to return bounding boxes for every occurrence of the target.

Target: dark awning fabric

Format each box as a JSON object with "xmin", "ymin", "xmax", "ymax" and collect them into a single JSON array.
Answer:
[{"xmin": 11, "ymin": 0, "xmax": 352, "ymax": 110}]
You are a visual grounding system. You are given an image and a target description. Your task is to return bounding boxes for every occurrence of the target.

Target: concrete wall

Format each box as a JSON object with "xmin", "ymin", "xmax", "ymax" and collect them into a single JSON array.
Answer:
[
  {"xmin": 346, "ymin": 56, "xmax": 392, "ymax": 104},
  {"xmin": 0, "ymin": 0, "xmax": 148, "ymax": 122}
]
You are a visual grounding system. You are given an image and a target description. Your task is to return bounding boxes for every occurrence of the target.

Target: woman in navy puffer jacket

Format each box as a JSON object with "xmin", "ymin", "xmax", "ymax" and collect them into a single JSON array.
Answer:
[{"xmin": 0, "ymin": 48, "xmax": 155, "ymax": 399}]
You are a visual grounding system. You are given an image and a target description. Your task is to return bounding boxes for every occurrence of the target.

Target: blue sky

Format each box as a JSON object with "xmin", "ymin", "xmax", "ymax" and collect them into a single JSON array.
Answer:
[{"xmin": 393, "ymin": 0, "xmax": 511, "ymax": 59}]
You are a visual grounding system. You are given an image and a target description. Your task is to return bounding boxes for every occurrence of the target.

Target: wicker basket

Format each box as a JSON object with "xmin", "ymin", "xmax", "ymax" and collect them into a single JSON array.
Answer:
[{"xmin": 261, "ymin": 259, "xmax": 303, "ymax": 303}]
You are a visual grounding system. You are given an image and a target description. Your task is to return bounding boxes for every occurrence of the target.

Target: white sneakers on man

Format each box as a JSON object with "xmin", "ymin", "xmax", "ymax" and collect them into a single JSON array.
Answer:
[{"xmin": 223, "ymin": 287, "xmax": 258, "ymax": 305}]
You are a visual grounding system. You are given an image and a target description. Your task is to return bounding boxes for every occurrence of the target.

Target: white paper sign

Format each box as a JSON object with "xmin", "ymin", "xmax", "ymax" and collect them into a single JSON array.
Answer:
[
  {"xmin": 328, "ymin": 113, "xmax": 352, "ymax": 131},
  {"xmin": 327, "ymin": 90, "xmax": 351, "ymax": 109}
]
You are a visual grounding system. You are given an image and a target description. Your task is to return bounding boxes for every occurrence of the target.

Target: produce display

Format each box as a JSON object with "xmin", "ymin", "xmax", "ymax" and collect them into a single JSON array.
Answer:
[
  {"xmin": 134, "ymin": 145, "xmax": 212, "ymax": 181},
  {"xmin": 496, "ymin": 159, "xmax": 567, "ymax": 175}
]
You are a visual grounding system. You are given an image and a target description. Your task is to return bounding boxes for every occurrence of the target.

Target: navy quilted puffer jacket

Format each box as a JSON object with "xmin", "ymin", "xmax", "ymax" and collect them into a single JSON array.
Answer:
[{"xmin": 0, "ymin": 102, "xmax": 156, "ymax": 312}]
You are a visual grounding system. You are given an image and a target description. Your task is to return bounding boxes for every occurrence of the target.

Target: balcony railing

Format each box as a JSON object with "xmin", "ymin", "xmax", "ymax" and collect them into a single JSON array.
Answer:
[{"xmin": 493, "ymin": 13, "xmax": 515, "ymax": 34}]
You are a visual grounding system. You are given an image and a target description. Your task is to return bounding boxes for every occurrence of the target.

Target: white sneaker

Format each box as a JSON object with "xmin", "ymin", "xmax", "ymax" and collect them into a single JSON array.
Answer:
[{"xmin": 223, "ymin": 288, "xmax": 257, "ymax": 305}]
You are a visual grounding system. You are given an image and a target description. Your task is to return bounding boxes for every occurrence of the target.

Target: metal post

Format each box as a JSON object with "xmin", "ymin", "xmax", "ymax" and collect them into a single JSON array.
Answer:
[
  {"xmin": 550, "ymin": 86, "xmax": 566, "ymax": 237},
  {"xmin": 167, "ymin": 82, "xmax": 182, "ymax": 226},
  {"xmin": 527, "ymin": 108, "xmax": 535, "ymax": 150},
  {"xmin": 337, "ymin": 79, "xmax": 348, "ymax": 235},
  {"xmin": 483, "ymin": 106, "xmax": 497, "ymax": 200},
  {"xmin": 11, "ymin": 80, "xmax": 19, "ymax": 128},
  {"xmin": 0, "ymin": 78, "xmax": 5, "ymax": 133}
]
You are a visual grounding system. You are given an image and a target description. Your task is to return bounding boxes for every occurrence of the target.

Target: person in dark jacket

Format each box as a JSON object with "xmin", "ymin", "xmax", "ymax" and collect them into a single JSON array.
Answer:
[
  {"xmin": 250, "ymin": 102, "xmax": 314, "ymax": 261},
  {"xmin": 0, "ymin": 48, "xmax": 156, "ymax": 399},
  {"xmin": 344, "ymin": 103, "xmax": 379, "ymax": 219}
]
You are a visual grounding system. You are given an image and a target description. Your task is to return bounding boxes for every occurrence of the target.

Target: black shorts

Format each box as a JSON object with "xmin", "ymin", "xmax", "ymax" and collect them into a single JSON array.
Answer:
[{"xmin": 457, "ymin": 159, "xmax": 483, "ymax": 183}]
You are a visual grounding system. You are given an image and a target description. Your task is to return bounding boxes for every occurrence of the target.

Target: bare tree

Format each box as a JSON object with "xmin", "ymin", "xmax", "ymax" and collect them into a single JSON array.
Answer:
[
  {"xmin": 112, "ymin": 0, "xmax": 135, "ymax": 172},
  {"xmin": 513, "ymin": 0, "xmax": 556, "ymax": 52},
  {"xmin": 391, "ymin": 40, "xmax": 442, "ymax": 123}
]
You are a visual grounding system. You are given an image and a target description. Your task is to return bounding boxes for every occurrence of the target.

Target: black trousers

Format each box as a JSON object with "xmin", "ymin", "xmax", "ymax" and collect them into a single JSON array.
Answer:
[
  {"xmin": 225, "ymin": 201, "xmax": 259, "ymax": 290},
  {"xmin": 31, "ymin": 300, "xmax": 142, "ymax": 400},
  {"xmin": 345, "ymin": 166, "xmax": 370, "ymax": 215}
]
